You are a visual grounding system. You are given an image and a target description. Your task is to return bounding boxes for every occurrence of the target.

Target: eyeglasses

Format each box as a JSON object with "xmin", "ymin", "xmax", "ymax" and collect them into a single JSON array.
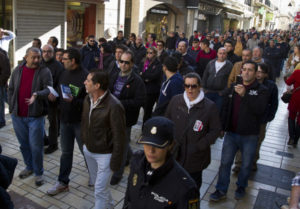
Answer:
[
  {"xmin": 147, "ymin": 52, "xmax": 153, "ymax": 54},
  {"xmin": 42, "ymin": 50, "xmax": 53, "ymax": 54},
  {"xmin": 89, "ymin": 40, "xmax": 95, "ymax": 42},
  {"xmin": 119, "ymin": 60, "xmax": 130, "ymax": 65},
  {"xmin": 184, "ymin": 84, "xmax": 198, "ymax": 89}
]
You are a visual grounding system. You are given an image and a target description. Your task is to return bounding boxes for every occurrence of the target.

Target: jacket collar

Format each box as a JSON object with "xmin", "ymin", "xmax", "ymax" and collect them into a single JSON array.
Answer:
[{"xmin": 140, "ymin": 154, "xmax": 174, "ymax": 185}]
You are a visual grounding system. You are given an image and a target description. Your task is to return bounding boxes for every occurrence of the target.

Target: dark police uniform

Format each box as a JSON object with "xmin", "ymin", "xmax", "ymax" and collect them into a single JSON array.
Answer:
[{"xmin": 123, "ymin": 150, "xmax": 199, "ymax": 209}]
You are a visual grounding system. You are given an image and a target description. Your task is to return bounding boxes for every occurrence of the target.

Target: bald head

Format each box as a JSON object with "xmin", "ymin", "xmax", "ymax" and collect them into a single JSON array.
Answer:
[
  {"xmin": 42, "ymin": 44, "xmax": 54, "ymax": 62},
  {"xmin": 177, "ymin": 41, "xmax": 188, "ymax": 54},
  {"xmin": 217, "ymin": 47, "xmax": 227, "ymax": 62}
]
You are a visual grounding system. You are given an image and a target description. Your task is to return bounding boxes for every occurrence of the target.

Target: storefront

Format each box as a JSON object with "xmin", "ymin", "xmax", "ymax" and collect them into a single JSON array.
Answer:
[
  {"xmin": 197, "ymin": 1, "xmax": 224, "ymax": 33},
  {"xmin": 67, "ymin": 2, "xmax": 96, "ymax": 48},
  {"xmin": 145, "ymin": 4, "xmax": 176, "ymax": 41}
]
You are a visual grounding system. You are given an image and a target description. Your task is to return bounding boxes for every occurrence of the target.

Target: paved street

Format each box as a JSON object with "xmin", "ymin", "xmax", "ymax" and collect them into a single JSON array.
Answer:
[{"xmin": 0, "ymin": 77, "xmax": 298, "ymax": 209}]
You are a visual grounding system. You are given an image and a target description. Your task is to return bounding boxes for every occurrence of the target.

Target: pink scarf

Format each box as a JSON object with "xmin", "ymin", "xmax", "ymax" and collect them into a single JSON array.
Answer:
[{"xmin": 143, "ymin": 59, "xmax": 151, "ymax": 72}]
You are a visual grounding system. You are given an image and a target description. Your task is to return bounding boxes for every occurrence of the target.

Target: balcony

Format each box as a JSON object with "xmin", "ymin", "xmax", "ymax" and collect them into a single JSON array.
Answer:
[{"xmin": 244, "ymin": 0, "xmax": 251, "ymax": 6}]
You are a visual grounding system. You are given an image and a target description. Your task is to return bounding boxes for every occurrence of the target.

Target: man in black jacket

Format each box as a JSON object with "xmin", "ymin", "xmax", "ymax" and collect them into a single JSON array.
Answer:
[
  {"xmin": 80, "ymin": 35, "xmax": 100, "ymax": 71},
  {"xmin": 123, "ymin": 116, "xmax": 199, "ymax": 209},
  {"xmin": 202, "ymin": 47, "xmax": 233, "ymax": 112},
  {"xmin": 41, "ymin": 44, "xmax": 64, "ymax": 154},
  {"xmin": 233, "ymin": 62, "xmax": 278, "ymax": 172},
  {"xmin": 210, "ymin": 60, "xmax": 269, "ymax": 201},
  {"xmin": 109, "ymin": 50, "xmax": 146, "ymax": 185},
  {"xmin": 130, "ymin": 36, "xmax": 146, "ymax": 67},
  {"xmin": 224, "ymin": 40, "xmax": 241, "ymax": 65},
  {"xmin": 47, "ymin": 48, "xmax": 88, "ymax": 196}
]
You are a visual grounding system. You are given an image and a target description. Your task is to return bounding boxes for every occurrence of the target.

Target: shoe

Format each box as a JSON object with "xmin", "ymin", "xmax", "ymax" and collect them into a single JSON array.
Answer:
[
  {"xmin": 47, "ymin": 182, "xmax": 69, "ymax": 196},
  {"xmin": 288, "ymin": 138, "xmax": 294, "ymax": 145},
  {"xmin": 35, "ymin": 175, "xmax": 44, "ymax": 186},
  {"xmin": 235, "ymin": 187, "xmax": 246, "ymax": 200},
  {"xmin": 210, "ymin": 190, "xmax": 226, "ymax": 202},
  {"xmin": 232, "ymin": 166, "xmax": 240, "ymax": 173},
  {"xmin": 44, "ymin": 144, "xmax": 58, "ymax": 154},
  {"xmin": 110, "ymin": 176, "xmax": 122, "ymax": 185},
  {"xmin": 19, "ymin": 169, "xmax": 33, "ymax": 179}
]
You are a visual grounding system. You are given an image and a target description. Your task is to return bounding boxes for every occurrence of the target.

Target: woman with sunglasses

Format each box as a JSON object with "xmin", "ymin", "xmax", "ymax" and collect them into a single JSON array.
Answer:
[{"xmin": 139, "ymin": 46, "xmax": 163, "ymax": 124}]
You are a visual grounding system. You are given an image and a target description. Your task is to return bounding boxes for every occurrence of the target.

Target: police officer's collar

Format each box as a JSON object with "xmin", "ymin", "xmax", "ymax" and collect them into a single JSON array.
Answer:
[{"xmin": 141, "ymin": 153, "xmax": 174, "ymax": 184}]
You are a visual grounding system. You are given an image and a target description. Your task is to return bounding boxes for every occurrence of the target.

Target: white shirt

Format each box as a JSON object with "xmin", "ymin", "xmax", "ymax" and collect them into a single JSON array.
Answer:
[
  {"xmin": 215, "ymin": 60, "xmax": 226, "ymax": 73},
  {"xmin": 0, "ymin": 30, "xmax": 16, "ymax": 52}
]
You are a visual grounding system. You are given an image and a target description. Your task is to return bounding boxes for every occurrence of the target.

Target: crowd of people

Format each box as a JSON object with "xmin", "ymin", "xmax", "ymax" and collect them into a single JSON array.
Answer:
[{"xmin": 1, "ymin": 26, "xmax": 300, "ymax": 209}]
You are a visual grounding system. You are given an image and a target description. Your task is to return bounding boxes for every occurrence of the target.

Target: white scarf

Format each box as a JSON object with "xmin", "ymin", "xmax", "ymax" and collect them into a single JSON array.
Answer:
[{"xmin": 183, "ymin": 90, "xmax": 204, "ymax": 111}]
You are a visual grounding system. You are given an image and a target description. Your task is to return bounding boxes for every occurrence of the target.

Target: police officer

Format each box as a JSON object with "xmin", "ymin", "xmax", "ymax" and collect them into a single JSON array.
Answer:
[{"xmin": 123, "ymin": 116, "xmax": 200, "ymax": 209}]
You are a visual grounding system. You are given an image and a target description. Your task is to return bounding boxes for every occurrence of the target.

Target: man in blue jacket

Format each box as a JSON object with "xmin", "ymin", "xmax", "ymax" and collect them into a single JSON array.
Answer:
[
  {"xmin": 154, "ymin": 56, "xmax": 184, "ymax": 116},
  {"xmin": 80, "ymin": 35, "xmax": 100, "ymax": 71}
]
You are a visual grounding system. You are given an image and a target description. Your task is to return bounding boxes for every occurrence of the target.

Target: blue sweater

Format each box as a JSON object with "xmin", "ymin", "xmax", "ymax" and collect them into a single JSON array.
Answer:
[{"xmin": 154, "ymin": 73, "xmax": 184, "ymax": 116}]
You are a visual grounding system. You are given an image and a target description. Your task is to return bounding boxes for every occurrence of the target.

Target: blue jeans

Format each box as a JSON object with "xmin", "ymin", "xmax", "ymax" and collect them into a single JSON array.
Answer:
[
  {"xmin": 216, "ymin": 132, "xmax": 258, "ymax": 193},
  {"xmin": 0, "ymin": 86, "xmax": 7, "ymax": 126},
  {"xmin": 205, "ymin": 92, "xmax": 223, "ymax": 112},
  {"xmin": 11, "ymin": 115, "xmax": 45, "ymax": 176},
  {"xmin": 58, "ymin": 122, "xmax": 84, "ymax": 184}
]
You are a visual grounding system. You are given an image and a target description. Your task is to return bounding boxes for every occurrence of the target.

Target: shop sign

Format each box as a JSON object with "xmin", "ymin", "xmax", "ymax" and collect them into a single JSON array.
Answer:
[
  {"xmin": 150, "ymin": 8, "xmax": 169, "ymax": 15},
  {"xmin": 198, "ymin": 3, "xmax": 222, "ymax": 15},
  {"xmin": 198, "ymin": 14, "xmax": 206, "ymax": 20},
  {"xmin": 295, "ymin": 12, "xmax": 300, "ymax": 22},
  {"xmin": 266, "ymin": 13, "xmax": 273, "ymax": 21}
]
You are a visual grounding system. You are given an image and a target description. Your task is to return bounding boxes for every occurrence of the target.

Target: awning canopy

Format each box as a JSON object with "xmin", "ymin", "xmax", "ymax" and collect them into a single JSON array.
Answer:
[{"xmin": 225, "ymin": 12, "xmax": 243, "ymax": 20}]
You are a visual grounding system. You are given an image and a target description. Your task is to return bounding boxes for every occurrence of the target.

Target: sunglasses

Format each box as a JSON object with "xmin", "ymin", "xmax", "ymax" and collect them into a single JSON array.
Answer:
[
  {"xmin": 119, "ymin": 60, "xmax": 130, "ymax": 65},
  {"xmin": 147, "ymin": 52, "xmax": 153, "ymax": 54},
  {"xmin": 184, "ymin": 84, "xmax": 198, "ymax": 89}
]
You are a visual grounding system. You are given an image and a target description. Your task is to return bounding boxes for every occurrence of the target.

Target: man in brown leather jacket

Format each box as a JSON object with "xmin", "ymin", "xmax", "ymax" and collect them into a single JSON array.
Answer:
[{"xmin": 81, "ymin": 70, "xmax": 126, "ymax": 209}]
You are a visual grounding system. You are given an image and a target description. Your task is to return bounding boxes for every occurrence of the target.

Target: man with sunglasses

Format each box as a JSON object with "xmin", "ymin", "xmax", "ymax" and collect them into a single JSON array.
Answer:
[
  {"xmin": 109, "ymin": 50, "xmax": 146, "ymax": 185},
  {"xmin": 165, "ymin": 72, "xmax": 221, "ymax": 190},
  {"xmin": 80, "ymin": 35, "xmax": 100, "ymax": 71}
]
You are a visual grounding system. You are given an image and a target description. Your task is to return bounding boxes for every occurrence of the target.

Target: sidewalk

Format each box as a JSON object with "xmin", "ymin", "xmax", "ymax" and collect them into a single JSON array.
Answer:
[{"xmin": 0, "ymin": 77, "xmax": 298, "ymax": 209}]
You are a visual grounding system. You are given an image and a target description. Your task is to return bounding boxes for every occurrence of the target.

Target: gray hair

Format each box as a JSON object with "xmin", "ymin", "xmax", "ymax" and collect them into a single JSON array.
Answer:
[
  {"xmin": 26, "ymin": 47, "xmax": 41, "ymax": 56},
  {"xmin": 42, "ymin": 44, "xmax": 54, "ymax": 52},
  {"xmin": 252, "ymin": 46, "xmax": 263, "ymax": 55}
]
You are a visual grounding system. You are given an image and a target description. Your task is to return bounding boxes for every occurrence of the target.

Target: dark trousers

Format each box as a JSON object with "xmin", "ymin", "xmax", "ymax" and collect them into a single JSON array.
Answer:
[
  {"xmin": 143, "ymin": 93, "xmax": 159, "ymax": 124},
  {"xmin": 190, "ymin": 171, "xmax": 203, "ymax": 190},
  {"xmin": 47, "ymin": 104, "xmax": 59, "ymax": 146}
]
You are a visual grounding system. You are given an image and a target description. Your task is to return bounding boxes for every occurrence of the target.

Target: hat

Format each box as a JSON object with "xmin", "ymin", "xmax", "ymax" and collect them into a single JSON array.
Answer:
[
  {"xmin": 193, "ymin": 38, "xmax": 200, "ymax": 42},
  {"xmin": 138, "ymin": 116, "xmax": 174, "ymax": 148}
]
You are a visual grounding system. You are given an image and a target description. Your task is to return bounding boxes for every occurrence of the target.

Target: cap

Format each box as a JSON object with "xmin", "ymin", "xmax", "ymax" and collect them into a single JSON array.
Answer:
[{"xmin": 138, "ymin": 116, "xmax": 174, "ymax": 148}]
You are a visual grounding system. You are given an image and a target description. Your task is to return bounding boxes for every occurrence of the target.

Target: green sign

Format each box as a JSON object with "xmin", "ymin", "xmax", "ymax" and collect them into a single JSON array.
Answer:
[
  {"xmin": 258, "ymin": 7, "xmax": 265, "ymax": 15},
  {"xmin": 266, "ymin": 13, "xmax": 273, "ymax": 21}
]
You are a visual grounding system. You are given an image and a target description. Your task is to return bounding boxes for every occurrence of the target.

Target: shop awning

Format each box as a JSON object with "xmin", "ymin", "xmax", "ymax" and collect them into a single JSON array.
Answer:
[
  {"xmin": 243, "ymin": 9, "xmax": 253, "ymax": 18},
  {"xmin": 226, "ymin": 12, "xmax": 243, "ymax": 20}
]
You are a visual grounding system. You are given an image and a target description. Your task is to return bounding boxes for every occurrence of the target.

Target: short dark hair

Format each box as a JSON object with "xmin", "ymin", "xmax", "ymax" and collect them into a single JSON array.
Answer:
[
  {"xmin": 184, "ymin": 72, "xmax": 201, "ymax": 86},
  {"xmin": 118, "ymin": 30, "xmax": 123, "ymax": 34},
  {"xmin": 88, "ymin": 35, "xmax": 95, "ymax": 39},
  {"xmin": 121, "ymin": 50, "xmax": 134, "ymax": 63},
  {"xmin": 89, "ymin": 70, "xmax": 109, "ymax": 91},
  {"xmin": 163, "ymin": 56, "xmax": 178, "ymax": 73},
  {"xmin": 115, "ymin": 44, "xmax": 128, "ymax": 52},
  {"xmin": 224, "ymin": 40, "xmax": 234, "ymax": 47},
  {"xmin": 258, "ymin": 63, "xmax": 269, "ymax": 75},
  {"xmin": 130, "ymin": 33, "xmax": 136, "ymax": 39},
  {"xmin": 57, "ymin": 48, "xmax": 64, "ymax": 53},
  {"xmin": 157, "ymin": 40, "xmax": 165, "ymax": 47},
  {"xmin": 200, "ymin": 39, "xmax": 209, "ymax": 47},
  {"xmin": 64, "ymin": 48, "xmax": 81, "ymax": 64},
  {"xmin": 242, "ymin": 60, "xmax": 258, "ymax": 71},
  {"xmin": 33, "ymin": 38, "xmax": 41, "ymax": 47},
  {"xmin": 98, "ymin": 37, "xmax": 107, "ymax": 43},
  {"xmin": 148, "ymin": 33, "xmax": 156, "ymax": 41},
  {"xmin": 50, "ymin": 36, "xmax": 58, "ymax": 47}
]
